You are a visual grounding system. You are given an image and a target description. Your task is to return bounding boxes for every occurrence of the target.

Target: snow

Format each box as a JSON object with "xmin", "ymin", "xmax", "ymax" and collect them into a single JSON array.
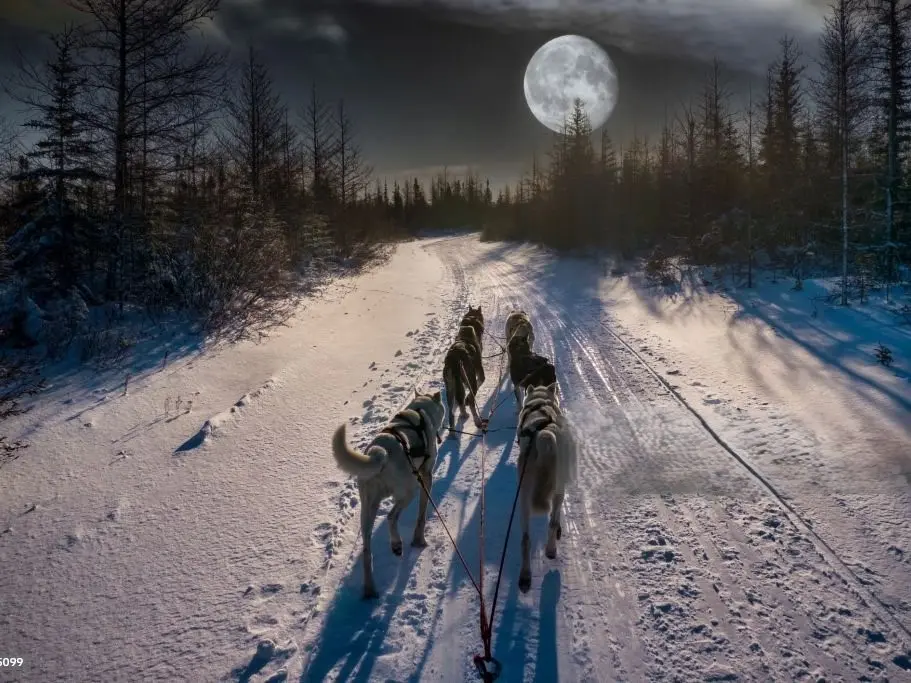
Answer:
[{"xmin": 1, "ymin": 235, "xmax": 910, "ymax": 682}]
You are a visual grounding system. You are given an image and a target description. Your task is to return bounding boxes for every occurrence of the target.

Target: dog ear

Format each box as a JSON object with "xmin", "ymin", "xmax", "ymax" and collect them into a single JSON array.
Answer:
[{"xmin": 546, "ymin": 381, "xmax": 559, "ymax": 395}]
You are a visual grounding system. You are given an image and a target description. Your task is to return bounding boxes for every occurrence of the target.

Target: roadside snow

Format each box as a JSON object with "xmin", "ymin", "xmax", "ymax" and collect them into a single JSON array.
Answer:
[
  {"xmin": 0, "ymin": 242, "xmax": 450, "ymax": 683},
  {"xmin": 605, "ymin": 268, "xmax": 911, "ymax": 635}
]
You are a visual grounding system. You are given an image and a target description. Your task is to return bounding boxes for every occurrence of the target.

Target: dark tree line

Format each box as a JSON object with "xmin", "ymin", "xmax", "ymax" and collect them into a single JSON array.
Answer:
[
  {"xmin": 0, "ymin": 0, "xmax": 404, "ymax": 356},
  {"xmin": 458, "ymin": 1, "xmax": 911, "ymax": 303},
  {"xmin": 4, "ymin": 0, "xmax": 908, "ymax": 369}
]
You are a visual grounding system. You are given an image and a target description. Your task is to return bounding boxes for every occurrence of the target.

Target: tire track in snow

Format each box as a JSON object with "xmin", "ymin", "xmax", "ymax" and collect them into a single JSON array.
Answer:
[
  {"xmin": 481, "ymin": 253, "xmax": 640, "ymax": 681},
  {"xmin": 598, "ymin": 314, "xmax": 911, "ymax": 652},
  {"xmin": 455, "ymin": 237, "xmax": 910, "ymax": 681},
  {"xmin": 257, "ymin": 236, "xmax": 910, "ymax": 681}
]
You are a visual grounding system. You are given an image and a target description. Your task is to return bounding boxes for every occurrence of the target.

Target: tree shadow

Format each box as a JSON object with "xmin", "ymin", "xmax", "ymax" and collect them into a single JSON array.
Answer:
[
  {"xmin": 617, "ymin": 267, "xmax": 911, "ymax": 432},
  {"xmin": 725, "ymin": 281, "xmax": 911, "ymax": 421}
]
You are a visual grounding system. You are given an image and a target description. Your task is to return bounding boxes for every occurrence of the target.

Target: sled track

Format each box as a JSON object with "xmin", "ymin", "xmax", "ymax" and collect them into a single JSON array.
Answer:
[
  {"xmin": 598, "ymin": 316, "xmax": 911, "ymax": 647},
  {"xmin": 292, "ymin": 241, "xmax": 476, "ymax": 670},
  {"xmin": 464, "ymin": 239, "xmax": 911, "ymax": 680},
  {"xmin": 295, "ymin": 237, "xmax": 911, "ymax": 680}
]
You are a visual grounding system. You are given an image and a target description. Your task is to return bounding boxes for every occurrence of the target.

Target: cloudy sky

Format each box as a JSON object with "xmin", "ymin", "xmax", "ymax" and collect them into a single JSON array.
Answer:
[{"xmin": 0, "ymin": 0, "xmax": 831, "ymax": 188}]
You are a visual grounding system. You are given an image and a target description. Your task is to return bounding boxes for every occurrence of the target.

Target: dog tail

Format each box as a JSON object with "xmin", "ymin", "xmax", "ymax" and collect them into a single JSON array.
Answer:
[
  {"xmin": 331, "ymin": 424, "xmax": 386, "ymax": 478},
  {"xmin": 530, "ymin": 429, "xmax": 558, "ymax": 513}
]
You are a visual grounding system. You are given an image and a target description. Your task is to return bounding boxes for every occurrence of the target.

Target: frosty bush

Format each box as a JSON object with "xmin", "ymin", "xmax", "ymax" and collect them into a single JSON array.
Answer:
[
  {"xmin": 0, "ymin": 354, "xmax": 45, "ymax": 467},
  {"xmin": 645, "ymin": 249, "xmax": 677, "ymax": 287},
  {"xmin": 172, "ymin": 200, "xmax": 300, "ymax": 338}
]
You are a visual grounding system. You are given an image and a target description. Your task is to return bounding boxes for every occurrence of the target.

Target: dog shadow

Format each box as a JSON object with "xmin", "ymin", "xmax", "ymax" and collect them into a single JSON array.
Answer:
[
  {"xmin": 300, "ymin": 377, "xmax": 511, "ymax": 682},
  {"xmin": 407, "ymin": 385, "xmax": 559, "ymax": 681},
  {"xmin": 533, "ymin": 571, "xmax": 562, "ymax": 682},
  {"xmin": 299, "ymin": 478, "xmax": 433, "ymax": 682}
]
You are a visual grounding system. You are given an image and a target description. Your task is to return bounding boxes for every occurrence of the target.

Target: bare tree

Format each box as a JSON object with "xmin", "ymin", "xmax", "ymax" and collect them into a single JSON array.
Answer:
[
  {"xmin": 813, "ymin": 0, "xmax": 872, "ymax": 304},
  {"xmin": 744, "ymin": 83, "xmax": 758, "ymax": 287},
  {"xmin": 301, "ymin": 83, "xmax": 335, "ymax": 204},
  {"xmin": 222, "ymin": 45, "xmax": 283, "ymax": 201},
  {"xmin": 675, "ymin": 102, "xmax": 699, "ymax": 241},
  {"xmin": 65, "ymin": 0, "xmax": 223, "ymax": 215},
  {"xmin": 0, "ymin": 116, "xmax": 23, "ymax": 223},
  {"xmin": 278, "ymin": 107, "xmax": 301, "ymax": 198},
  {"xmin": 331, "ymin": 99, "xmax": 371, "ymax": 207}
]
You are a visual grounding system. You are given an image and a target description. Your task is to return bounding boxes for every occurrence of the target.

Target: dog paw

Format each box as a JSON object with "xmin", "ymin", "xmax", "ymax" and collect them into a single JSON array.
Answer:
[
  {"xmin": 411, "ymin": 536, "xmax": 427, "ymax": 548},
  {"xmin": 518, "ymin": 573, "xmax": 532, "ymax": 593},
  {"xmin": 391, "ymin": 540, "xmax": 403, "ymax": 556}
]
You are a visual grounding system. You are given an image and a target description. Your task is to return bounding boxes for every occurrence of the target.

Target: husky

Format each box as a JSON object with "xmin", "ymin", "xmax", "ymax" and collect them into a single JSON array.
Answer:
[
  {"xmin": 331, "ymin": 389, "xmax": 446, "ymax": 599},
  {"xmin": 505, "ymin": 310, "xmax": 534, "ymax": 349},
  {"xmin": 515, "ymin": 382, "xmax": 576, "ymax": 592},
  {"xmin": 443, "ymin": 310, "xmax": 486, "ymax": 433},
  {"xmin": 508, "ymin": 335, "xmax": 557, "ymax": 409},
  {"xmin": 460, "ymin": 304, "xmax": 485, "ymax": 351}
]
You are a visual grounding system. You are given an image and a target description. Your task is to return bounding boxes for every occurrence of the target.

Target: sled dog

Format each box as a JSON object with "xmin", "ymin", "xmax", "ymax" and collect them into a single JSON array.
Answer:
[
  {"xmin": 331, "ymin": 389, "xmax": 446, "ymax": 599},
  {"xmin": 505, "ymin": 310, "xmax": 535, "ymax": 350},
  {"xmin": 515, "ymin": 382, "xmax": 576, "ymax": 592},
  {"xmin": 459, "ymin": 304, "xmax": 485, "ymax": 352},
  {"xmin": 443, "ymin": 308, "xmax": 486, "ymax": 432},
  {"xmin": 507, "ymin": 335, "xmax": 557, "ymax": 409}
]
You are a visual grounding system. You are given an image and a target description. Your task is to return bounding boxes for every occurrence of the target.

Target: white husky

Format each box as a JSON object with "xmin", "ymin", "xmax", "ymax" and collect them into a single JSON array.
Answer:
[
  {"xmin": 514, "ymin": 382, "xmax": 576, "ymax": 592},
  {"xmin": 331, "ymin": 389, "xmax": 446, "ymax": 599}
]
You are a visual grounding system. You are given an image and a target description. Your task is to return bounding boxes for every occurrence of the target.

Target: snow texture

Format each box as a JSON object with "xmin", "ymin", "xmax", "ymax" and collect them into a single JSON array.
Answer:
[{"xmin": 1, "ymin": 235, "xmax": 909, "ymax": 682}]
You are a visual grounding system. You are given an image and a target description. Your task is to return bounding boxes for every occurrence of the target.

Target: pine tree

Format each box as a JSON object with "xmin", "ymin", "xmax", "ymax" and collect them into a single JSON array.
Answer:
[
  {"xmin": 223, "ymin": 45, "xmax": 283, "ymax": 202},
  {"xmin": 302, "ymin": 83, "xmax": 335, "ymax": 204},
  {"xmin": 14, "ymin": 26, "xmax": 96, "ymax": 204},
  {"xmin": 331, "ymin": 99, "xmax": 371, "ymax": 207},
  {"xmin": 761, "ymin": 36, "xmax": 807, "ymax": 246},
  {"xmin": 868, "ymin": 0, "xmax": 911, "ymax": 296},
  {"xmin": 66, "ymin": 0, "xmax": 221, "ymax": 215}
]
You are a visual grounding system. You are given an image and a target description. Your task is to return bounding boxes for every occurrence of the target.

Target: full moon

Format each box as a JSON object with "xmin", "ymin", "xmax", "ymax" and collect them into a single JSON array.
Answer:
[{"xmin": 523, "ymin": 35, "xmax": 619, "ymax": 134}]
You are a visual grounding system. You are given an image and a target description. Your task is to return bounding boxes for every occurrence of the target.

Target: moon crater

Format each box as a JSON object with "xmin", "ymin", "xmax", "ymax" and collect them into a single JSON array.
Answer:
[{"xmin": 523, "ymin": 35, "xmax": 619, "ymax": 133}]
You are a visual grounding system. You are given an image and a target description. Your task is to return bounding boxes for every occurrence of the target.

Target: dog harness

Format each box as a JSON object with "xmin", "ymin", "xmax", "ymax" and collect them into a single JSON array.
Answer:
[
  {"xmin": 379, "ymin": 409, "xmax": 441, "ymax": 473},
  {"xmin": 516, "ymin": 398, "xmax": 558, "ymax": 445}
]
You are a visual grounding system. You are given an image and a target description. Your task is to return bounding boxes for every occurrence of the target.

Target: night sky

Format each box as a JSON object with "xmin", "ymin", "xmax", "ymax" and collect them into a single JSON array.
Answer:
[{"xmin": 0, "ymin": 0, "xmax": 831, "ymax": 188}]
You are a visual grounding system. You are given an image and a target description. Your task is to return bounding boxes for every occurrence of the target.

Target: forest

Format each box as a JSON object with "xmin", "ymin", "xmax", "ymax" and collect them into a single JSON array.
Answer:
[
  {"xmin": 1, "ymin": 0, "xmax": 909, "ymax": 369},
  {"xmin": 469, "ymin": 1, "xmax": 911, "ymax": 304}
]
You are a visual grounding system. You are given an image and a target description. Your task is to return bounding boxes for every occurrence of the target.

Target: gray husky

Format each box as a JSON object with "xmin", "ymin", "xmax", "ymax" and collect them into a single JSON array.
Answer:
[
  {"xmin": 505, "ymin": 310, "xmax": 535, "ymax": 349},
  {"xmin": 331, "ymin": 389, "xmax": 446, "ymax": 599},
  {"xmin": 515, "ymin": 382, "xmax": 576, "ymax": 592},
  {"xmin": 443, "ymin": 307, "xmax": 486, "ymax": 433}
]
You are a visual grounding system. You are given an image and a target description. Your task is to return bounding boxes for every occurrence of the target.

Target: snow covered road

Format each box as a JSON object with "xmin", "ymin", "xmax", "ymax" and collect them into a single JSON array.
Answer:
[{"xmin": 2, "ymin": 234, "xmax": 910, "ymax": 682}]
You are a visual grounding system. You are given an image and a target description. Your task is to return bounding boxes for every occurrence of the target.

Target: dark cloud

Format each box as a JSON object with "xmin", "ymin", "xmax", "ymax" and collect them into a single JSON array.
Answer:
[{"xmin": 1, "ymin": 0, "xmax": 829, "ymax": 186}]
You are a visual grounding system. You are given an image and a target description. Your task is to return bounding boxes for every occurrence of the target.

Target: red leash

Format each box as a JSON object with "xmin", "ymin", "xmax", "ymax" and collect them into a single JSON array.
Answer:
[{"xmin": 474, "ymin": 321, "xmax": 508, "ymax": 681}]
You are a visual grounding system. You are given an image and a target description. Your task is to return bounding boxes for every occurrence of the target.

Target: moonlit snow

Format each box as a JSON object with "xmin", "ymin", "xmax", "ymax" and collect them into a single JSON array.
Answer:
[{"xmin": 1, "ymin": 235, "xmax": 909, "ymax": 681}]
